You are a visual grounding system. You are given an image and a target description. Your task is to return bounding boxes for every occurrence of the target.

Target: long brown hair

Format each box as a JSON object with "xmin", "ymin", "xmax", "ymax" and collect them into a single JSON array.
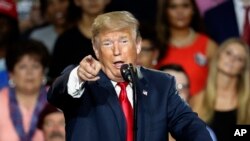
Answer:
[
  {"xmin": 156, "ymin": 0, "xmax": 204, "ymax": 59},
  {"xmin": 201, "ymin": 38, "xmax": 250, "ymax": 124}
]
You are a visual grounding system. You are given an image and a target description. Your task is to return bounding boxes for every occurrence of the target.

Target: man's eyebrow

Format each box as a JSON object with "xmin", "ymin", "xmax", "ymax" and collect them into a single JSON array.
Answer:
[
  {"xmin": 102, "ymin": 38, "xmax": 112, "ymax": 42},
  {"xmin": 119, "ymin": 36, "xmax": 128, "ymax": 39}
]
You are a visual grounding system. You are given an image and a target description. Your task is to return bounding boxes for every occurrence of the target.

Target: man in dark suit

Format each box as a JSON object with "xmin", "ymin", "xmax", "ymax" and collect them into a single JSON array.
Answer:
[
  {"xmin": 204, "ymin": 0, "xmax": 239, "ymax": 44},
  {"xmin": 47, "ymin": 11, "xmax": 212, "ymax": 141},
  {"xmin": 204, "ymin": 0, "xmax": 250, "ymax": 45}
]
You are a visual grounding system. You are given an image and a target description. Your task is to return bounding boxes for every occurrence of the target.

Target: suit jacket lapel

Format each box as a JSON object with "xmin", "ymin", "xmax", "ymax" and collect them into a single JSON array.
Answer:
[
  {"xmin": 95, "ymin": 71, "xmax": 126, "ymax": 141},
  {"xmin": 135, "ymin": 67, "xmax": 150, "ymax": 141},
  {"xmin": 94, "ymin": 68, "xmax": 151, "ymax": 141}
]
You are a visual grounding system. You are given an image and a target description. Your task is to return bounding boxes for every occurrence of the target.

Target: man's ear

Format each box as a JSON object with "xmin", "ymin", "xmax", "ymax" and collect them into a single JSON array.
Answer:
[{"xmin": 136, "ymin": 39, "xmax": 142, "ymax": 54}]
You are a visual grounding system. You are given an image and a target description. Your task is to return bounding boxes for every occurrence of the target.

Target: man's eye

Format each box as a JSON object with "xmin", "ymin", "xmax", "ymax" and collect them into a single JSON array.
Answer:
[
  {"xmin": 120, "ymin": 39, "xmax": 128, "ymax": 44},
  {"xmin": 103, "ymin": 42, "xmax": 112, "ymax": 46},
  {"xmin": 104, "ymin": 43, "xmax": 110, "ymax": 46}
]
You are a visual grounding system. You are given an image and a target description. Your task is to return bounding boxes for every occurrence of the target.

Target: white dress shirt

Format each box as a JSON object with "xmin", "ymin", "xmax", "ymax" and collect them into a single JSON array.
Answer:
[
  {"xmin": 67, "ymin": 66, "xmax": 134, "ymax": 107},
  {"xmin": 67, "ymin": 66, "xmax": 85, "ymax": 98},
  {"xmin": 233, "ymin": 0, "xmax": 250, "ymax": 35}
]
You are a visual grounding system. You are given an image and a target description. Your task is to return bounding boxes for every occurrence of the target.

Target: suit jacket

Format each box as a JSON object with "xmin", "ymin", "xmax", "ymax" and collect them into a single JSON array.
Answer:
[
  {"xmin": 48, "ymin": 65, "xmax": 212, "ymax": 141},
  {"xmin": 204, "ymin": 0, "xmax": 240, "ymax": 44}
]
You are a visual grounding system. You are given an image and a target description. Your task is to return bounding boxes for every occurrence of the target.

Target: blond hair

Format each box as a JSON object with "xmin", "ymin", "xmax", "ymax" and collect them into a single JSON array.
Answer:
[
  {"xmin": 200, "ymin": 38, "xmax": 250, "ymax": 124},
  {"xmin": 91, "ymin": 11, "xmax": 141, "ymax": 45}
]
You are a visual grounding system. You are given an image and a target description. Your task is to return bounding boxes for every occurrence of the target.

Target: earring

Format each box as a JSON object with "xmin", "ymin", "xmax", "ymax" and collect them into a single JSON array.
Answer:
[
  {"xmin": 152, "ymin": 59, "xmax": 158, "ymax": 66},
  {"xmin": 42, "ymin": 77, "xmax": 47, "ymax": 85},
  {"xmin": 8, "ymin": 79, "xmax": 15, "ymax": 87}
]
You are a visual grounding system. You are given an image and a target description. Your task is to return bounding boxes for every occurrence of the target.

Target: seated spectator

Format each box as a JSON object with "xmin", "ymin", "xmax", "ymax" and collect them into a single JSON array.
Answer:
[
  {"xmin": 0, "ymin": 39, "xmax": 49, "ymax": 141},
  {"xmin": 156, "ymin": 0, "xmax": 217, "ymax": 96},
  {"xmin": 190, "ymin": 38, "xmax": 250, "ymax": 141},
  {"xmin": 30, "ymin": 0, "xmax": 70, "ymax": 54},
  {"xmin": 137, "ymin": 23, "xmax": 159, "ymax": 69},
  {"xmin": 0, "ymin": 0, "xmax": 19, "ymax": 89},
  {"xmin": 159, "ymin": 64, "xmax": 190, "ymax": 101},
  {"xmin": 38, "ymin": 104, "xmax": 65, "ymax": 141}
]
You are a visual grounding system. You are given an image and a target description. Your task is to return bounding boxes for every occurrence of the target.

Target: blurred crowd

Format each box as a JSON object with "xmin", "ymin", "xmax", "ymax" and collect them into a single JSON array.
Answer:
[{"xmin": 0, "ymin": 0, "xmax": 250, "ymax": 141}]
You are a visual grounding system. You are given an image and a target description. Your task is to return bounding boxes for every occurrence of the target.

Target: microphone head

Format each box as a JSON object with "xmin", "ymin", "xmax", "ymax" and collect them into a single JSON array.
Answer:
[{"xmin": 120, "ymin": 64, "xmax": 132, "ymax": 82}]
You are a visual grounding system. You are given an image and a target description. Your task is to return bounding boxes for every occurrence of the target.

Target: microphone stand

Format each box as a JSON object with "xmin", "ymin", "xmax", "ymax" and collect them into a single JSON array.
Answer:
[
  {"xmin": 120, "ymin": 64, "xmax": 138, "ymax": 141},
  {"xmin": 128, "ymin": 64, "xmax": 138, "ymax": 141}
]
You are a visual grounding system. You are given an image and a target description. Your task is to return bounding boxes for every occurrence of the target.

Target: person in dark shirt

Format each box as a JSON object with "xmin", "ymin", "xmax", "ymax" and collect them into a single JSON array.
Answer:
[
  {"xmin": 48, "ymin": 0, "xmax": 110, "ymax": 83},
  {"xmin": 190, "ymin": 38, "xmax": 250, "ymax": 141}
]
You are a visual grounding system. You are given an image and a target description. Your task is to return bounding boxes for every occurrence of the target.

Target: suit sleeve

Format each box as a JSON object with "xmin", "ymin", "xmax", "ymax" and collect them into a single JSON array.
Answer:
[
  {"xmin": 47, "ymin": 65, "xmax": 84, "ymax": 111},
  {"xmin": 167, "ymin": 77, "xmax": 212, "ymax": 141}
]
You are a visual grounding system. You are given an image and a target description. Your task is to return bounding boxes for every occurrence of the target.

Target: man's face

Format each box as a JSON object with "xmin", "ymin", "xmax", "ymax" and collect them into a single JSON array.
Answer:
[
  {"xmin": 94, "ymin": 28, "xmax": 141, "ymax": 82},
  {"xmin": 43, "ymin": 112, "xmax": 65, "ymax": 141}
]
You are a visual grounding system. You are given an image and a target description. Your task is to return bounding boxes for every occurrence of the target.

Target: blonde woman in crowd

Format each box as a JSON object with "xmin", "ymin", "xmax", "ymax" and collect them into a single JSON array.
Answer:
[{"xmin": 190, "ymin": 38, "xmax": 250, "ymax": 141}]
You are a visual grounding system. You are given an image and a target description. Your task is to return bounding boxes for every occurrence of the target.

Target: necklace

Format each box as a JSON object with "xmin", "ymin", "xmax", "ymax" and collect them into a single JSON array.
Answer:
[{"xmin": 170, "ymin": 28, "xmax": 195, "ymax": 47}]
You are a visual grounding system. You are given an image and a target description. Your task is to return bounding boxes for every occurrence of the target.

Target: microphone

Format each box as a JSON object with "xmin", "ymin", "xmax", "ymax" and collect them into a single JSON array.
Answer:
[{"xmin": 120, "ymin": 64, "xmax": 134, "ymax": 82}]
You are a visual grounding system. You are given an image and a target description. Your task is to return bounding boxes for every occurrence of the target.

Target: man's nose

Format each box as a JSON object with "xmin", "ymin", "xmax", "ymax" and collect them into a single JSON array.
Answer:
[{"xmin": 113, "ymin": 42, "xmax": 121, "ymax": 56}]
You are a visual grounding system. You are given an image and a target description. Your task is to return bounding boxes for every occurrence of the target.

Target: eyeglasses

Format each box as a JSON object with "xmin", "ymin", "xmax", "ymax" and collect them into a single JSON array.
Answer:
[
  {"xmin": 139, "ymin": 47, "xmax": 155, "ymax": 55},
  {"xmin": 44, "ymin": 120, "xmax": 65, "ymax": 128},
  {"xmin": 141, "ymin": 47, "xmax": 154, "ymax": 52}
]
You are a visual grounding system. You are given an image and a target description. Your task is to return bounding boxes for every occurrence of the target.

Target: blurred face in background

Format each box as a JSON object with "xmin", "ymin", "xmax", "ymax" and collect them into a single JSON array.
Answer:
[
  {"xmin": 9, "ymin": 55, "xmax": 44, "ymax": 93},
  {"xmin": 137, "ymin": 39, "xmax": 159, "ymax": 68},
  {"xmin": 164, "ymin": 70, "xmax": 190, "ymax": 101},
  {"xmin": 217, "ymin": 42, "xmax": 247, "ymax": 77},
  {"xmin": 166, "ymin": 0, "xmax": 194, "ymax": 29},
  {"xmin": 74, "ymin": 0, "xmax": 110, "ymax": 16},
  {"xmin": 46, "ymin": 0, "xmax": 69, "ymax": 26},
  {"xmin": 43, "ymin": 112, "xmax": 65, "ymax": 141},
  {"xmin": 29, "ymin": 0, "xmax": 44, "ymax": 26}
]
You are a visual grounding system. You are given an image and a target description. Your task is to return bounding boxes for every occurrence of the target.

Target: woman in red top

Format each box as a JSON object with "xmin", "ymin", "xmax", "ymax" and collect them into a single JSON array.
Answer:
[{"xmin": 156, "ymin": 0, "xmax": 217, "ymax": 96}]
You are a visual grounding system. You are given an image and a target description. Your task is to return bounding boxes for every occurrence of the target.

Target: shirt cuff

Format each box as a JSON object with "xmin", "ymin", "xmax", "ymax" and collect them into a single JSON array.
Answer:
[{"xmin": 67, "ymin": 66, "xmax": 85, "ymax": 98}]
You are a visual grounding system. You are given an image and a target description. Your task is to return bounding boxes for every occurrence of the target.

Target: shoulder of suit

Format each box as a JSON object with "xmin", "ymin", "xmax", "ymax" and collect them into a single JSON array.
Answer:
[
  {"xmin": 61, "ymin": 65, "xmax": 77, "ymax": 75},
  {"xmin": 138, "ymin": 67, "xmax": 174, "ymax": 81}
]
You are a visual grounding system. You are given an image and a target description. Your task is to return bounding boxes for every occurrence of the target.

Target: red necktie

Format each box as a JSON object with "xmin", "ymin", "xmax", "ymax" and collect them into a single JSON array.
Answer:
[
  {"xmin": 117, "ymin": 82, "xmax": 133, "ymax": 141},
  {"xmin": 242, "ymin": 6, "xmax": 250, "ymax": 46}
]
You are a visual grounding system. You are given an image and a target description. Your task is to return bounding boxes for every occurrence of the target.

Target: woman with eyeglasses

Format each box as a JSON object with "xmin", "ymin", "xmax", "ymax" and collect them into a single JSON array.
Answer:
[
  {"xmin": 137, "ymin": 23, "xmax": 159, "ymax": 69},
  {"xmin": 159, "ymin": 64, "xmax": 190, "ymax": 101}
]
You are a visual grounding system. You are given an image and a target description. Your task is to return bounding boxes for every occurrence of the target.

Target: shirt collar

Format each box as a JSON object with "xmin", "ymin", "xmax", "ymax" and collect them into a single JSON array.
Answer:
[
  {"xmin": 234, "ymin": 0, "xmax": 245, "ymax": 9},
  {"xmin": 111, "ymin": 80, "xmax": 132, "ymax": 88}
]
